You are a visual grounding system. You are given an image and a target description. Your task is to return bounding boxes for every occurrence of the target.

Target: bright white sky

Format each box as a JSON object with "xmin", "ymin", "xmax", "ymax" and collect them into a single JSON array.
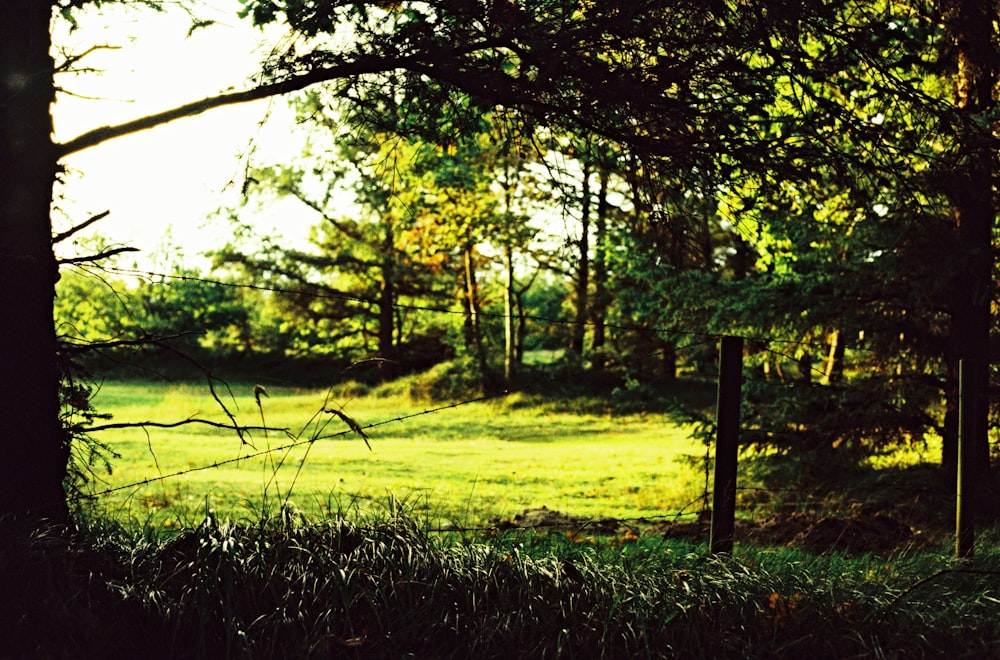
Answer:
[{"xmin": 52, "ymin": 0, "xmax": 316, "ymax": 271}]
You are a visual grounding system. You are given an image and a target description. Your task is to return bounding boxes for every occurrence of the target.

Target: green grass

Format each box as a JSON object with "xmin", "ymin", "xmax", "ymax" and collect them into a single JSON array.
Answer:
[{"xmin": 87, "ymin": 380, "xmax": 709, "ymax": 529}]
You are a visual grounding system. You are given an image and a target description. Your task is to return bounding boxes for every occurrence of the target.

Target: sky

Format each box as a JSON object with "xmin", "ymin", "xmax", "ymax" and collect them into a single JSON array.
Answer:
[{"xmin": 52, "ymin": 1, "xmax": 315, "ymax": 271}]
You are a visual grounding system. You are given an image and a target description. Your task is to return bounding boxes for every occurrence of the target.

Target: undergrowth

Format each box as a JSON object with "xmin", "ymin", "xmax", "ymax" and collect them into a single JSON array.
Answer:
[{"xmin": 4, "ymin": 499, "xmax": 1000, "ymax": 659}]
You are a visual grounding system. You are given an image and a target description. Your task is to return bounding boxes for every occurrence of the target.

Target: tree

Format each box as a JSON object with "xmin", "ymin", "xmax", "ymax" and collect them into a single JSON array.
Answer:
[
  {"xmin": 219, "ymin": 114, "xmax": 456, "ymax": 371},
  {"xmin": 131, "ymin": 269, "xmax": 253, "ymax": 357},
  {"xmin": 395, "ymin": 133, "xmax": 505, "ymax": 384},
  {"xmin": 55, "ymin": 267, "xmax": 134, "ymax": 347},
  {"xmin": 939, "ymin": 0, "xmax": 997, "ymax": 503},
  {"xmin": 2, "ymin": 1, "xmax": 68, "ymax": 524},
  {"xmin": 488, "ymin": 127, "xmax": 546, "ymax": 385}
]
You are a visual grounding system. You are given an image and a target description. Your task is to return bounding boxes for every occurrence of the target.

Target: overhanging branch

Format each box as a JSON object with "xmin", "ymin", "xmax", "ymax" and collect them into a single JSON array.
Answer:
[
  {"xmin": 55, "ymin": 54, "xmax": 420, "ymax": 157},
  {"xmin": 86, "ymin": 418, "xmax": 289, "ymax": 435},
  {"xmin": 52, "ymin": 209, "xmax": 111, "ymax": 244},
  {"xmin": 58, "ymin": 246, "xmax": 140, "ymax": 265}
]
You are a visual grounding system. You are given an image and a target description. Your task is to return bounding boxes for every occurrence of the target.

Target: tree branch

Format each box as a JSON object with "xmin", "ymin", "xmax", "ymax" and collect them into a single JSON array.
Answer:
[
  {"xmin": 57, "ymin": 246, "xmax": 140, "ymax": 265},
  {"xmin": 284, "ymin": 183, "xmax": 370, "ymax": 243},
  {"xmin": 54, "ymin": 44, "xmax": 121, "ymax": 74},
  {"xmin": 52, "ymin": 209, "xmax": 111, "ymax": 244},
  {"xmin": 55, "ymin": 54, "xmax": 421, "ymax": 157},
  {"xmin": 59, "ymin": 331, "xmax": 204, "ymax": 355},
  {"xmin": 86, "ymin": 418, "xmax": 289, "ymax": 435}
]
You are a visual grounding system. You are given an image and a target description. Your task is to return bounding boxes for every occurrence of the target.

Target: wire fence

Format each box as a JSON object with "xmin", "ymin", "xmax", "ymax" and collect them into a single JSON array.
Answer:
[{"xmin": 65, "ymin": 262, "xmax": 962, "ymax": 537}]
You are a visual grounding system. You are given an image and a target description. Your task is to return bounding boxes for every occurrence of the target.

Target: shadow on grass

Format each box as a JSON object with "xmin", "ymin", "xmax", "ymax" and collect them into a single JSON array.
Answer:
[{"xmin": 646, "ymin": 439, "xmax": 972, "ymax": 556}]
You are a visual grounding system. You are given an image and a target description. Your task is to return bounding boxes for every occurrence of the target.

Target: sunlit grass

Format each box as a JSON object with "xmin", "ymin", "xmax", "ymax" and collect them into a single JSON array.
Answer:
[{"xmin": 88, "ymin": 380, "xmax": 707, "ymax": 528}]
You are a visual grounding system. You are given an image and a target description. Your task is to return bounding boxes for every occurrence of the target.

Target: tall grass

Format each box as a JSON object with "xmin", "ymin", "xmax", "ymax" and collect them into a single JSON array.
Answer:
[{"xmin": 6, "ymin": 500, "xmax": 1000, "ymax": 659}]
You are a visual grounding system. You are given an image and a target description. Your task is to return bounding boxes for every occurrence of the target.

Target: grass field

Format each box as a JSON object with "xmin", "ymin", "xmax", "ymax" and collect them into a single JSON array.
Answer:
[{"xmin": 86, "ymin": 380, "xmax": 709, "ymax": 529}]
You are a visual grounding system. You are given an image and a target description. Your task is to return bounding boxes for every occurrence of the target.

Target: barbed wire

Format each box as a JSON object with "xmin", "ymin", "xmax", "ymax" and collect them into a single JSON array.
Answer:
[
  {"xmin": 77, "ymin": 386, "xmax": 945, "ymax": 539},
  {"xmin": 83, "ymin": 389, "xmax": 508, "ymax": 499}
]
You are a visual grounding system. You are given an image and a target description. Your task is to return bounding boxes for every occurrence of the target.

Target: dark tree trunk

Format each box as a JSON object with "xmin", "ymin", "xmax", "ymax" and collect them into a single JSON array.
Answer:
[
  {"xmin": 941, "ymin": 0, "xmax": 997, "ymax": 512},
  {"xmin": 590, "ymin": 167, "xmax": 611, "ymax": 370},
  {"xmin": 377, "ymin": 276, "xmax": 396, "ymax": 374},
  {"xmin": 569, "ymin": 162, "xmax": 591, "ymax": 357},
  {"xmin": 0, "ymin": 2, "xmax": 69, "ymax": 525},
  {"xmin": 660, "ymin": 340, "xmax": 677, "ymax": 382},
  {"xmin": 502, "ymin": 243, "xmax": 516, "ymax": 386},
  {"xmin": 377, "ymin": 223, "xmax": 398, "ymax": 376},
  {"xmin": 461, "ymin": 238, "xmax": 490, "ymax": 383}
]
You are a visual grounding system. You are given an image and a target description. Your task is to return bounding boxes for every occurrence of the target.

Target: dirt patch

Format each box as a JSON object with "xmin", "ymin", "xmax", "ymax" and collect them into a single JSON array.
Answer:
[
  {"xmin": 500, "ymin": 507, "xmax": 925, "ymax": 554},
  {"xmin": 656, "ymin": 510, "xmax": 924, "ymax": 554},
  {"xmin": 497, "ymin": 506, "xmax": 622, "ymax": 534}
]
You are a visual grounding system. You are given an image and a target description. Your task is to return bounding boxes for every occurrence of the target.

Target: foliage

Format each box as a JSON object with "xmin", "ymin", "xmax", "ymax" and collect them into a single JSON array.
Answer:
[
  {"xmin": 56, "ymin": 266, "xmax": 251, "ymax": 359},
  {"xmin": 55, "ymin": 268, "xmax": 134, "ymax": 343},
  {"xmin": 132, "ymin": 270, "xmax": 253, "ymax": 355},
  {"xmin": 740, "ymin": 373, "xmax": 941, "ymax": 457},
  {"xmin": 57, "ymin": 356, "xmax": 119, "ymax": 510}
]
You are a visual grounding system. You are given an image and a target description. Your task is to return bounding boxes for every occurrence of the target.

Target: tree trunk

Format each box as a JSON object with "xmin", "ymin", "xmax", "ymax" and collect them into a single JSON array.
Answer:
[
  {"xmin": 660, "ymin": 340, "xmax": 677, "ymax": 382},
  {"xmin": 941, "ymin": 0, "xmax": 996, "ymax": 512},
  {"xmin": 569, "ymin": 162, "xmax": 591, "ymax": 357},
  {"xmin": 514, "ymin": 288, "xmax": 526, "ymax": 365},
  {"xmin": 377, "ymin": 223, "xmax": 397, "ymax": 376},
  {"xmin": 824, "ymin": 329, "xmax": 846, "ymax": 384},
  {"xmin": 462, "ymin": 239, "xmax": 490, "ymax": 382},
  {"xmin": 798, "ymin": 351, "xmax": 813, "ymax": 385},
  {"xmin": 501, "ymin": 243, "xmax": 518, "ymax": 386},
  {"xmin": 0, "ymin": 2, "xmax": 69, "ymax": 525},
  {"xmin": 590, "ymin": 166, "xmax": 611, "ymax": 370}
]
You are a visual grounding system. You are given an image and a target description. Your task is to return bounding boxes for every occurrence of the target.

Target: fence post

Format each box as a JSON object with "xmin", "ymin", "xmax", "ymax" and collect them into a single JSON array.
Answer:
[
  {"xmin": 956, "ymin": 359, "xmax": 980, "ymax": 559},
  {"xmin": 711, "ymin": 335, "xmax": 744, "ymax": 554}
]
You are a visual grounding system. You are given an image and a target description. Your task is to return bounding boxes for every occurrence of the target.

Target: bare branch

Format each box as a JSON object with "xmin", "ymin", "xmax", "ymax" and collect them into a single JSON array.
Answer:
[
  {"xmin": 54, "ymin": 44, "xmax": 122, "ymax": 74},
  {"xmin": 54, "ymin": 87, "xmax": 122, "ymax": 101},
  {"xmin": 280, "ymin": 181, "xmax": 370, "ymax": 243},
  {"xmin": 52, "ymin": 209, "xmax": 111, "ymax": 244},
  {"xmin": 55, "ymin": 53, "xmax": 422, "ymax": 157},
  {"xmin": 58, "ymin": 246, "xmax": 140, "ymax": 265},
  {"xmin": 86, "ymin": 418, "xmax": 288, "ymax": 435},
  {"xmin": 59, "ymin": 331, "xmax": 204, "ymax": 354}
]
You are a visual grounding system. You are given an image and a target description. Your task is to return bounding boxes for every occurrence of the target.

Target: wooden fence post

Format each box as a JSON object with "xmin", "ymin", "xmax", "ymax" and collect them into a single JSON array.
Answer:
[
  {"xmin": 956, "ymin": 359, "xmax": 980, "ymax": 559},
  {"xmin": 711, "ymin": 335, "xmax": 744, "ymax": 554}
]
